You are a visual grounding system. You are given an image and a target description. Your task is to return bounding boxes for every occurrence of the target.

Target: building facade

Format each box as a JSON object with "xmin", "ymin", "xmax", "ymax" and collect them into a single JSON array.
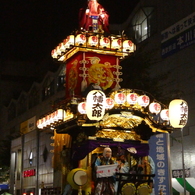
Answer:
[{"xmin": 113, "ymin": 0, "xmax": 195, "ymax": 179}]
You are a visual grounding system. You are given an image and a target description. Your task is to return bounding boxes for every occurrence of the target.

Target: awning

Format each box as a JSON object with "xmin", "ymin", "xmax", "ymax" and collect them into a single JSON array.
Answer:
[{"xmin": 172, "ymin": 178, "xmax": 195, "ymax": 195}]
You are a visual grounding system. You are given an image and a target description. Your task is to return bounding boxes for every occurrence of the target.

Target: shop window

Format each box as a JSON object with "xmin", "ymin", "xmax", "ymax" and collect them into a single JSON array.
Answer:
[
  {"xmin": 42, "ymin": 77, "xmax": 55, "ymax": 101},
  {"xmin": 131, "ymin": 7, "xmax": 155, "ymax": 43}
]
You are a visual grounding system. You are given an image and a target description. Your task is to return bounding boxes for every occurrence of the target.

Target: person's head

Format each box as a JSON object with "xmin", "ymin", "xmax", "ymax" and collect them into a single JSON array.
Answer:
[{"xmin": 103, "ymin": 147, "xmax": 112, "ymax": 159}]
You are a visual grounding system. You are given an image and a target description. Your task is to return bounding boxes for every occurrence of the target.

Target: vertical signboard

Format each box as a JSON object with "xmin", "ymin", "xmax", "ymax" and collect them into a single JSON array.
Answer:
[{"xmin": 149, "ymin": 133, "xmax": 171, "ymax": 195}]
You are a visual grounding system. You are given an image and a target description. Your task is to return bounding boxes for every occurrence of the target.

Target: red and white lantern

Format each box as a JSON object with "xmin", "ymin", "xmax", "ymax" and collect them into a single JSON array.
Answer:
[
  {"xmin": 100, "ymin": 37, "xmax": 110, "ymax": 48},
  {"xmin": 123, "ymin": 40, "xmax": 135, "ymax": 52},
  {"xmin": 75, "ymin": 34, "xmax": 86, "ymax": 45},
  {"xmin": 78, "ymin": 102, "xmax": 87, "ymax": 114},
  {"xmin": 126, "ymin": 93, "xmax": 138, "ymax": 105},
  {"xmin": 105, "ymin": 98, "xmax": 115, "ymax": 109},
  {"xmin": 88, "ymin": 36, "xmax": 98, "ymax": 46},
  {"xmin": 111, "ymin": 39, "xmax": 121, "ymax": 50},
  {"xmin": 137, "ymin": 95, "xmax": 150, "ymax": 107},
  {"xmin": 160, "ymin": 109, "xmax": 169, "ymax": 121},
  {"xmin": 114, "ymin": 92, "xmax": 126, "ymax": 104},
  {"xmin": 149, "ymin": 102, "xmax": 161, "ymax": 114}
]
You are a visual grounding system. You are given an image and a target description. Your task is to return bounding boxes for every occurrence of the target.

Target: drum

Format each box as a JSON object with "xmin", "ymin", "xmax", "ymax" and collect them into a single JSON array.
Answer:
[{"xmin": 67, "ymin": 168, "xmax": 88, "ymax": 189}]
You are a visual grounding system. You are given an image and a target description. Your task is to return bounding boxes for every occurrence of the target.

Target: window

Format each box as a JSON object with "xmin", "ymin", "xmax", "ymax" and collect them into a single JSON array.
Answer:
[
  {"xmin": 57, "ymin": 66, "xmax": 66, "ymax": 91},
  {"xmin": 130, "ymin": 7, "xmax": 155, "ymax": 43},
  {"xmin": 42, "ymin": 77, "xmax": 55, "ymax": 101}
]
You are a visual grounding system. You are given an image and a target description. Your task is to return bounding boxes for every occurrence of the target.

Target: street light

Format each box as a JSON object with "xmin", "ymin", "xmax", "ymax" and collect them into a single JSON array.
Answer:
[{"xmin": 169, "ymin": 99, "xmax": 188, "ymax": 195}]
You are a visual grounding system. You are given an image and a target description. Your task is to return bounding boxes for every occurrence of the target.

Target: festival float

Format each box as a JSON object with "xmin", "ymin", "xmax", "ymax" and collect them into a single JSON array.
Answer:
[{"xmin": 37, "ymin": 1, "xmax": 188, "ymax": 195}]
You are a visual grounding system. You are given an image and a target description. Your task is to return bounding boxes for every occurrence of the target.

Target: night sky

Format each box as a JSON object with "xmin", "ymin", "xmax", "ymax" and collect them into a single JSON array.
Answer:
[{"xmin": 1, "ymin": 0, "xmax": 139, "ymax": 63}]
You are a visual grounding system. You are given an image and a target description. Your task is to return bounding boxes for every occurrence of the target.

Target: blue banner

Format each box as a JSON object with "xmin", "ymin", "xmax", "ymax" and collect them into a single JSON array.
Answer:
[{"xmin": 149, "ymin": 133, "xmax": 171, "ymax": 195}]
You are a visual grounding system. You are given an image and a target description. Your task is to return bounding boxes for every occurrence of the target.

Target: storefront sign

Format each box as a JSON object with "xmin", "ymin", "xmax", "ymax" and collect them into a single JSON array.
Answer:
[
  {"xmin": 161, "ymin": 12, "xmax": 195, "ymax": 58},
  {"xmin": 23, "ymin": 169, "xmax": 36, "ymax": 178}
]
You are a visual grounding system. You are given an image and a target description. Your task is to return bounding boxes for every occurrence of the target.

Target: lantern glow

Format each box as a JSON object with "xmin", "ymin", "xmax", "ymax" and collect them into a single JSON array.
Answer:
[{"xmin": 169, "ymin": 99, "xmax": 188, "ymax": 128}]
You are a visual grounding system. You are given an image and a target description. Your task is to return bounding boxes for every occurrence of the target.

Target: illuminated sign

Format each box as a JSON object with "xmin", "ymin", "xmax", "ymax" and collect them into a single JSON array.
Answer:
[{"xmin": 23, "ymin": 169, "xmax": 36, "ymax": 177}]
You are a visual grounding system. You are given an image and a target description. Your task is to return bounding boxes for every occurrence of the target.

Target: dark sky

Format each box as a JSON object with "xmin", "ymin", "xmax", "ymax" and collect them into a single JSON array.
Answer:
[{"xmin": 1, "ymin": 0, "xmax": 139, "ymax": 63}]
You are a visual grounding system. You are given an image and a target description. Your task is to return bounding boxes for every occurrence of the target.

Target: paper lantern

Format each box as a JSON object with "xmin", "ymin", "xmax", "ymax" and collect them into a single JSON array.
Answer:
[
  {"xmin": 149, "ymin": 102, "xmax": 161, "ymax": 114},
  {"xmin": 123, "ymin": 40, "xmax": 135, "ymax": 52},
  {"xmin": 59, "ymin": 43, "xmax": 66, "ymax": 52},
  {"xmin": 126, "ymin": 93, "xmax": 138, "ymax": 105},
  {"xmin": 57, "ymin": 109, "xmax": 64, "ymax": 121},
  {"xmin": 66, "ymin": 35, "xmax": 75, "ymax": 47},
  {"xmin": 137, "ymin": 95, "xmax": 150, "ymax": 107},
  {"xmin": 169, "ymin": 99, "xmax": 188, "ymax": 128},
  {"xmin": 105, "ymin": 98, "xmax": 115, "ymax": 109},
  {"xmin": 75, "ymin": 34, "xmax": 86, "ymax": 45},
  {"xmin": 86, "ymin": 90, "xmax": 106, "ymax": 120},
  {"xmin": 78, "ymin": 102, "xmax": 87, "ymax": 114},
  {"xmin": 111, "ymin": 39, "xmax": 121, "ymax": 50},
  {"xmin": 88, "ymin": 36, "xmax": 98, "ymax": 46},
  {"xmin": 114, "ymin": 92, "xmax": 126, "ymax": 104},
  {"xmin": 160, "ymin": 109, "xmax": 169, "ymax": 121},
  {"xmin": 100, "ymin": 37, "xmax": 110, "ymax": 48},
  {"xmin": 51, "ymin": 49, "xmax": 58, "ymax": 59}
]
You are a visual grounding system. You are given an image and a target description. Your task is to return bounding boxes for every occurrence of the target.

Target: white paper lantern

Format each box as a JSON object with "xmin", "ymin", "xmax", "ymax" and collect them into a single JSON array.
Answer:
[
  {"xmin": 88, "ymin": 36, "xmax": 98, "ymax": 46},
  {"xmin": 105, "ymin": 98, "xmax": 115, "ymax": 109},
  {"xmin": 111, "ymin": 39, "xmax": 121, "ymax": 50},
  {"xmin": 137, "ymin": 95, "xmax": 150, "ymax": 107},
  {"xmin": 114, "ymin": 92, "xmax": 126, "ymax": 104},
  {"xmin": 75, "ymin": 34, "xmax": 86, "ymax": 45},
  {"xmin": 86, "ymin": 90, "xmax": 106, "ymax": 120},
  {"xmin": 78, "ymin": 102, "xmax": 87, "ymax": 114},
  {"xmin": 126, "ymin": 93, "xmax": 138, "ymax": 105},
  {"xmin": 149, "ymin": 102, "xmax": 161, "ymax": 114},
  {"xmin": 100, "ymin": 37, "xmax": 110, "ymax": 48},
  {"xmin": 160, "ymin": 109, "xmax": 169, "ymax": 121},
  {"xmin": 123, "ymin": 40, "xmax": 136, "ymax": 52},
  {"xmin": 169, "ymin": 99, "xmax": 188, "ymax": 128}
]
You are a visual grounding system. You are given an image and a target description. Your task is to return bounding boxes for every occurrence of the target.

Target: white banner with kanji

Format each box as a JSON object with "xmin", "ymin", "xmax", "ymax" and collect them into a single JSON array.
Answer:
[{"xmin": 96, "ymin": 164, "xmax": 118, "ymax": 178}]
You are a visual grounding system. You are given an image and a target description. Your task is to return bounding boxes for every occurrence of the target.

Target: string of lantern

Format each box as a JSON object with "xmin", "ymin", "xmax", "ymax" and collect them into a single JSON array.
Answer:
[{"xmin": 51, "ymin": 31, "xmax": 136, "ymax": 62}]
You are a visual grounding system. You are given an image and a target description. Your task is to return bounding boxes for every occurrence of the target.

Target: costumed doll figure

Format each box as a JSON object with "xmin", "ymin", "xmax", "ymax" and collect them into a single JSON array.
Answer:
[
  {"xmin": 79, "ymin": 0, "xmax": 109, "ymax": 33},
  {"xmin": 94, "ymin": 147, "xmax": 116, "ymax": 195}
]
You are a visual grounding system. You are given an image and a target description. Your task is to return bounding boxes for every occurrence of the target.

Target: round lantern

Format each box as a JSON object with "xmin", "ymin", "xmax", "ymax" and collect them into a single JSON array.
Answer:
[
  {"xmin": 88, "ymin": 36, "xmax": 98, "ymax": 47},
  {"xmin": 56, "ymin": 46, "xmax": 61, "ymax": 56},
  {"xmin": 37, "ymin": 119, "xmax": 43, "ymax": 129},
  {"xmin": 126, "ymin": 93, "xmax": 138, "ymax": 105},
  {"xmin": 169, "ymin": 99, "xmax": 188, "ymax": 128},
  {"xmin": 111, "ymin": 39, "xmax": 121, "ymax": 50},
  {"xmin": 86, "ymin": 90, "xmax": 106, "ymax": 120},
  {"xmin": 75, "ymin": 34, "xmax": 86, "ymax": 45},
  {"xmin": 123, "ymin": 40, "xmax": 135, "ymax": 52},
  {"xmin": 66, "ymin": 35, "xmax": 75, "ymax": 47},
  {"xmin": 78, "ymin": 102, "xmax": 87, "ymax": 114},
  {"xmin": 100, "ymin": 37, "xmax": 110, "ymax": 48},
  {"xmin": 160, "ymin": 109, "xmax": 169, "ymax": 121},
  {"xmin": 59, "ymin": 43, "xmax": 66, "ymax": 53},
  {"xmin": 105, "ymin": 98, "xmax": 115, "ymax": 109},
  {"xmin": 51, "ymin": 49, "xmax": 58, "ymax": 59},
  {"xmin": 137, "ymin": 95, "xmax": 150, "ymax": 107},
  {"xmin": 114, "ymin": 92, "xmax": 126, "ymax": 104},
  {"xmin": 149, "ymin": 102, "xmax": 161, "ymax": 114}
]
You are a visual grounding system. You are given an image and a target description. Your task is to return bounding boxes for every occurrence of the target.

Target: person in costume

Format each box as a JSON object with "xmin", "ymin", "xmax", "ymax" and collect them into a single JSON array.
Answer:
[
  {"xmin": 79, "ymin": 0, "xmax": 109, "ymax": 33},
  {"xmin": 94, "ymin": 147, "xmax": 116, "ymax": 195}
]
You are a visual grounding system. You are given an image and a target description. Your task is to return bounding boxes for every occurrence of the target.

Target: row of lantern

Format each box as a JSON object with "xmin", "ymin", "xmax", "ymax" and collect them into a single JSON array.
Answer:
[
  {"xmin": 51, "ymin": 34, "xmax": 136, "ymax": 59},
  {"xmin": 77, "ymin": 90, "xmax": 170, "ymax": 121},
  {"xmin": 37, "ymin": 109, "xmax": 74, "ymax": 129}
]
